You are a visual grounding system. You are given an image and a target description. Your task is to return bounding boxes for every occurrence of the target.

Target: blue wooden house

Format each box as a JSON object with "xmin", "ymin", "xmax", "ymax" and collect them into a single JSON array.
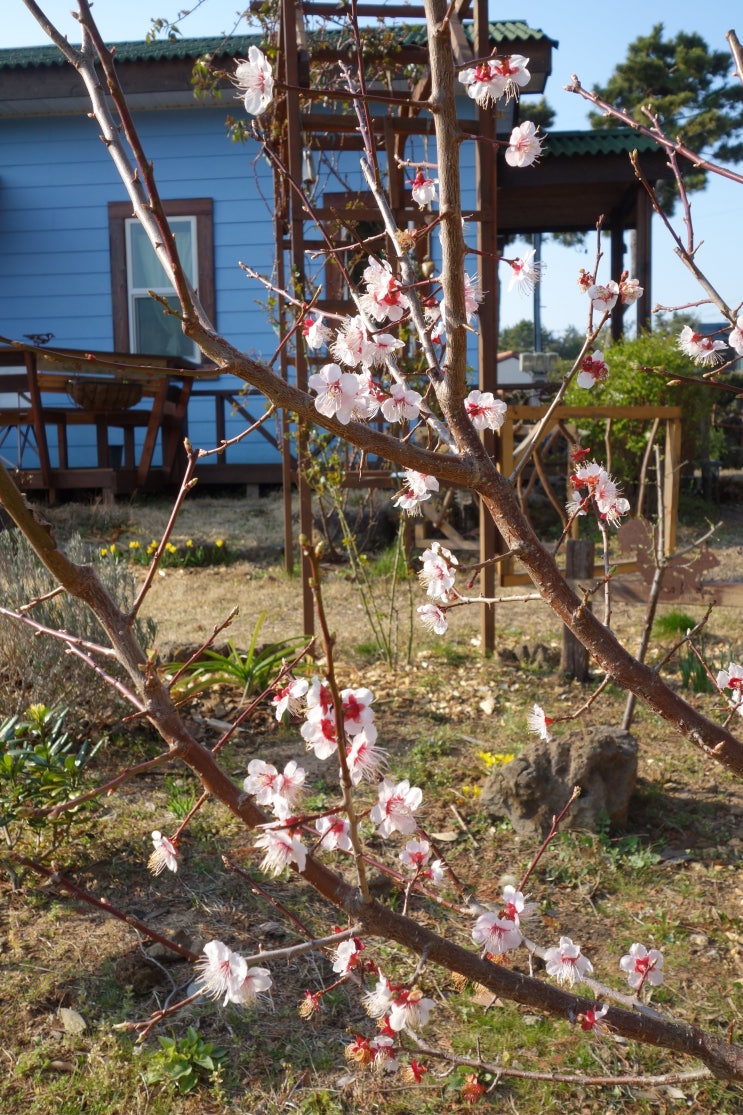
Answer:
[{"xmin": 0, "ymin": 21, "xmax": 664, "ymax": 497}]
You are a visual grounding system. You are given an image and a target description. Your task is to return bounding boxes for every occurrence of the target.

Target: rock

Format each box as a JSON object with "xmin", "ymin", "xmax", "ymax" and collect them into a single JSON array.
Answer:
[
  {"xmin": 57, "ymin": 1007, "xmax": 86, "ymax": 1035},
  {"xmin": 479, "ymin": 726, "xmax": 638, "ymax": 837}
]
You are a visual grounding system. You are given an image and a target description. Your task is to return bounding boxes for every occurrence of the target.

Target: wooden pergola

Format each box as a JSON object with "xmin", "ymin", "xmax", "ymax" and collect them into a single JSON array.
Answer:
[{"xmin": 267, "ymin": 0, "xmax": 672, "ymax": 645}]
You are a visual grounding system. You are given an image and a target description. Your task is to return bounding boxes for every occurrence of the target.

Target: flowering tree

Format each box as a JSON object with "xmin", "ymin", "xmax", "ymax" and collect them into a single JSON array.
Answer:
[{"xmin": 4, "ymin": 0, "xmax": 743, "ymax": 1096}]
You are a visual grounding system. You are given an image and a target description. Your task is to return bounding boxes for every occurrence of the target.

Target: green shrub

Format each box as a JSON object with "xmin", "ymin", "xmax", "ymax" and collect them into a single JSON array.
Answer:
[{"xmin": 564, "ymin": 326, "xmax": 715, "ymax": 483}]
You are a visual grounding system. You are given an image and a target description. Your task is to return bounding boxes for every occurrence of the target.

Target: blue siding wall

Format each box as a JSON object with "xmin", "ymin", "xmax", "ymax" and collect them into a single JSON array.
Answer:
[
  {"xmin": 0, "ymin": 101, "xmax": 483, "ymax": 473},
  {"xmin": 0, "ymin": 105, "xmax": 281, "ymax": 467}
]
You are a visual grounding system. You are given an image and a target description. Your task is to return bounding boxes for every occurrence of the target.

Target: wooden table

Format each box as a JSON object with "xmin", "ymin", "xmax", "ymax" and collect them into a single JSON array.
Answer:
[{"xmin": 0, "ymin": 345, "xmax": 216, "ymax": 498}]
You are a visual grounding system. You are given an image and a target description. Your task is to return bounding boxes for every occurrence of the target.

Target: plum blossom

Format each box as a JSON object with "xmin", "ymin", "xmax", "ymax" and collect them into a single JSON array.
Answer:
[
  {"xmin": 363, "ymin": 331, "xmax": 406, "ymax": 368},
  {"xmin": 410, "ymin": 170, "xmax": 438, "ymax": 207},
  {"xmin": 717, "ymin": 662, "xmax": 743, "ymax": 714},
  {"xmin": 570, "ymin": 462, "xmax": 629, "ymax": 527},
  {"xmin": 340, "ymin": 687, "xmax": 375, "ymax": 734},
  {"xmin": 393, "ymin": 469, "xmax": 439, "ymax": 515},
  {"xmin": 507, "ymin": 249, "xmax": 543, "ymax": 295},
  {"xmin": 272, "ymin": 675, "xmax": 309, "ymax": 720},
  {"xmin": 148, "ymin": 830, "xmax": 178, "ymax": 876},
  {"xmin": 196, "ymin": 940, "xmax": 247, "ymax": 1004},
  {"xmin": 544, "ymin": 936, "xmax": 593, "ymax": 986},
  {"xmin": 576, "ymin": 351, "xmax": 609, "ymax": 389},
  {"xmin": 234, "ymin": 47, "xmax": 274, "ymax": 116},
  {"xmin": 579, "ymin": 1003, "xmax": 610, "ymax": 1033},
  {"xmin": 463, "ymin": 272, "xmax": 483, "ymax": 321},
  {"xmin": 346, "ymin": 728, "xmax": 387, "ymax": 784},
  {"xmin": 363, "ymin": 973, "xmax": 396, "ymax": 1018},
  {"xmin": 400, "ymin": 838, "xmax": 445, "ymax": 885},
  {"xmin": 417, "ymin": 603, "xmax": 448, "ymax": 635},
  {"xmin": 620, "ymin": 942, "xmax": 664, "ymax": 990},
  {"xmin": 308, "ymin": 363, "xmax": 361, "ymax": 424},
  {"xmin": 729, "ymin": 315, "xmax": 743, "ymax": 356},
  {"xmin": 381, "ymin": 383, "xmax": 423, "ymax": 424},
  {"xmin": 196, "ymin": 941, "xmax": 271, "ymax": 1007},
  {"xmin": 243, "ymin": 758, "xmax": 281, "ymax": 805},
  {"xmin": 301, "ymin": 711, "xmax": 338, "ymax": 760},
  {"xmin": 500, "ymin": 884, "xmax": 538, "ymax": 926},
  {"xmin": 229, "ymin": 964, "xmax": 273, "ymax": 1006},
  {"xmin": 370, "ymin": 778, "xmax": 423, "ymax": 837},
  {"xmin": 577, "ymin": 268, "xmax": 593, "ymax": 293},
  {"xmin": 472, "ymin": 912, "xmax": 522, "ymax": 954},
  {"xmin": 677, "ymin": 325, "xmax": 727, "ymax": 366},
  {"xmin": 360, "ymin": 257, "xmax": 409, "ymax": 323},
  {"xmin": 465, "ymin": 389, "xmax": 507, "ymax": 431},
  {"xmin": 332, "ymin": 315, "xmax": 375, "ymax": 367},
  {"xmin": 315, "ymin": 814, "xmax": 353, "ymax": 852},
  {"xmin": 527, "ymin": 703, "xmax": 552, "ymax": 742},
  {"xmin": 254, "ymin": 824, "xmax": 307, "ymax": 875},
  {"xmin": 419, "ymin": 540, "xmax": 458, "ymax": 600},
  {"xmin": 302, "ymin": 314, "xmax": 331, "ymax": 350},
  {"xmin": 587, "ymin": 281, "xmax": 619, "ymax": 314},
  {"xmin": 619, "ymin": 275, "xmax": 644, "ymax": 305},
  {"xmin": 271, "ymin": 759, "xmax": 306, "ymax": 810},
  {"xmin": 332, "ymin": 936, "xmax": 365, "ymax": 974},
  {"xmin": 388, "ymin": 987, "xmax": 435, "ymax": 1032},
  {"xmin": 459, "ymin": 54, "xmax": 530, "ymax": 106},
  {"xmin": 505, "ymin": 120, "xmax": 543, "ymax": 167}
]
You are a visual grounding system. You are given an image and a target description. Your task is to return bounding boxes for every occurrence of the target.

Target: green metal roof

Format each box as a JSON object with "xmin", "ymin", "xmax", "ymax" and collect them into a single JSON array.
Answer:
[
  {"xmin": 546, "ymin": 129, "xmax": 662, "ymax": 158},
  {"xmin": 0, "ymin": 20, "xmax": 554, "ymax": 70}
]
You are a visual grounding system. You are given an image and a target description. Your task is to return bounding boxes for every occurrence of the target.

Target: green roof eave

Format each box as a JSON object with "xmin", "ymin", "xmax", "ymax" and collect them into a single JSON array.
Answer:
[{"xmin": 545, "ymin": 129, "xmax": 662, "ymax": 158}]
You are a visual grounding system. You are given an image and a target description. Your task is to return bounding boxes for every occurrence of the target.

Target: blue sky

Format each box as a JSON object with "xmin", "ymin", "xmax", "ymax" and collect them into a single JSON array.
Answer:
[{"xmin": 5, "ymin": 1, "xmax": 742, "ymax": 333}]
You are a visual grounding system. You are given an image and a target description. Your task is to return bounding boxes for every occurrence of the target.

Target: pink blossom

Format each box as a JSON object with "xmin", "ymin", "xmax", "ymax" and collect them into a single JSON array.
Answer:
[
  {"xmin": 459, "ymin": 54, "xmax": 530, "ymax": 106},
  {"xmin": 302, "ymin": 314, "xmax": 331, "ymax": 350},
  {"xmin": 388, "ymin": 987, "xmax": 435, "ymax": 1032},
  {"xmin": 544, "ymin": 936, "xmax": 593, "ymax": 986},
  {"xmin": 410, "ymin": 170, "xmax": 438, "ymax": 207},
  {"xmin": 463, "ymin": 272, "xmax": 483, "ymax": 321},
  {"xmin": 472, "ymin": 912, "xmax": 522, "ymax": 954},
  {"xmin": 196, "ymin": 940, "xmax": 247, "ymax": 1005},
  {"xmin": 346, "ymin": 728, "xmax": 387, "ymax": 784},
  {"xmin": 504, "ymin": 121, "xmax": 543, "ymax": 167},
  {"xmin": 370, "ymin": 778, "xmax": 423, "ymax": 837},
  {"xmin": 620, "ymin": 942, "xmax": 664, "ymax": 990},
  {"xmin": 381, "ymin": 383, "xmax": 423, "ymax": 424},
  {"xmin": 729, "ymin": 315, "xmax": 743, "ymax": 356},
  {"xmin": 419, "ymin": 541, "xmax": 458, "ymax": 600},
  {"xmin": 579, "ymin": 1003, "xmax": 610, "ymax": 1033},
  {"xmin": 315, "ymin": 814, "xmax": 353, "ymax": 852},
  {"xmin": 340, "ymin": 686, "xmax": 375, "ymax": 734},
  {"xmin": 363, "ymin": 973, "xmax": 395, "ymax": 1017},
  {"xmin": 332, "ymin": 937, "xmax": 365, "ymax": 974},
  {"xmin": 234, "ymin": 47, "xmax": 274, "ymax": 116},
  {"xmin": 308, "ymin": 363, "xmax": 361, "ymax": 424},
  {"xmin": 300, "ymin": 710, "xmax": 338, "ymax": 760},
  {"xmin": 465, "ymin": 389, "xmax": 507, "ymax": 431},
  {"xmin": 148, "ymin": 830, "xmax": 178, "ymax": 876},
  {"xmin": 369, "ymin": 1034, "xmax": 399, "ymax": 1071},
  {"xmin": 587, "ymin": 281, "xmax": 619, "ymax": 313},
  {"xmin": 527, "ymin": 703, "xmax": 552, "ymax": 742},
  {"xmin": 677, "ymin": 325, "xmax": 727, "ymax": 366},
  {"xmin": 717, "ymin": 662, "xmax": 743, "ymax": 714},
  {"xmin": 507, "ymin": 249, "xmax": 544, "ymax": 295},
  {"xmin": 576, "ymin": 351, "xmax": 609, "ymax": 389},
  {"xmin": 254, "ymin": 825, "xmax": 307, "ymax": 875},
  {"xmin": 272, "ymin": 759, "xmax": 306, "ymax": 810},
  {"xmin": 500, "ymin": 885, "xmax": 538, "ymax": 926},
  {"xmin": 332, "ymin": 316, "xmax": 375, "ymax": 368},
  {"xmin": 400, "ymin": 839, "xmax": 444, "ymax": 885},
  {"xmin": 619, "ymin": 276, "xmax": 643, "ymax": 306},
  {"xmin": 362, "ymin": 330, "xmax": 406, "ymax": 367},
  {"xmin": 272, "ymin": 676, "xmax": 309, "ymax": 720},
  {"xmin": 393, "ymin": 469, "xmax": 439, "ymax": 515},
  {"xmin": 360, "ymin": 257, "xmax": 409, "ymax": 324},
  {"xmin": 417, "ymin": 603, "xmax": 448, "ymax": 635},
  {"xmin": 243, "ymin": 759, "xmax": 280, "ymax": 805},
  {"xmin": 229, "ymin": 964, "xmax": 273, "ymax": 1006},
  {"xmin": 577, "ymin": 268, "xmax": 593, "ymax": 293}
]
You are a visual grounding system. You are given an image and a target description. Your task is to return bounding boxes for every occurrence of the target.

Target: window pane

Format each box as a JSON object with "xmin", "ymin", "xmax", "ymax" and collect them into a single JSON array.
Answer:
[
  {"xmin": 134, "ymin": 295, "xmax": 195, "ymax": 359},
  {"xmin": 128, "ymin": 219, "xmax": 195, "ymax": 289}
]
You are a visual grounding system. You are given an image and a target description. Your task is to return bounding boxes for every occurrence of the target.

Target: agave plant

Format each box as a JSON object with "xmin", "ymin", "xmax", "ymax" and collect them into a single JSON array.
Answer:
[{"xmin": 164, "ymin": 613, "xmax": 308, "ymax": 705}]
